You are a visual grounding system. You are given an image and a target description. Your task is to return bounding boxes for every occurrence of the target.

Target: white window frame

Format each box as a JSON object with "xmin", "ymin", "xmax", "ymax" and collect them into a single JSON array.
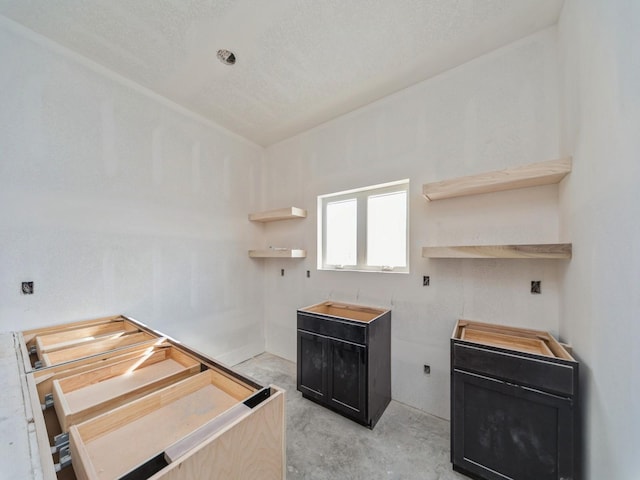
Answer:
[{"xmin": 317, "ymin": 179, "xmax": 410, "ymax": 273}]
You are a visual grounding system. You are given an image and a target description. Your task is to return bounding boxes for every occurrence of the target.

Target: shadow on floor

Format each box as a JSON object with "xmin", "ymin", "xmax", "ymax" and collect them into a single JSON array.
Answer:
[{"xmin": 234, "ymin": 352, "xmax": 468, "ymax": 480}]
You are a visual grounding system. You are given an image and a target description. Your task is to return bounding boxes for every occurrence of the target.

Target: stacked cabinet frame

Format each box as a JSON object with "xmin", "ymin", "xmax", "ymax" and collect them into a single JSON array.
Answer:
[
  {"xmin": 450, "ymin": 320, "xmax": 579, "ymax": 480},
  {"xmin": 11, "ymin": 315, "xmax": 285, "ymax": 480}
]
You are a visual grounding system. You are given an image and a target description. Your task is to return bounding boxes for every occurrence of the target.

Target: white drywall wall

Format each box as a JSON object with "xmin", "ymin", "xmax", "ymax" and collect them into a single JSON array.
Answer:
[
  {"xmin": 558, "ymin": 0, "xmax": 640, "ymax": 478},
  {"xmin": 263, "ymin": 28, "xmax": 564, "ymax": 419},
  {"xmin": 0, "ymin": 18, "xmax": 266, "ymax": 366}
]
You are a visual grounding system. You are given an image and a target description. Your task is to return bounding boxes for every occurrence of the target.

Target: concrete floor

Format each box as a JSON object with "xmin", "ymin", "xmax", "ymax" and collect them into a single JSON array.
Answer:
[{"xmin": 235, "ymin": 353, "xmax": 468, "ymax": 480}]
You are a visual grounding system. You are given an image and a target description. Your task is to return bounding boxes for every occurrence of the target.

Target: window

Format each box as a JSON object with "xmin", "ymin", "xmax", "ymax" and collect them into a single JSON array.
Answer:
[{"xmin": 318, "ymin": 180, "xmax": 409, "ymax": 272}]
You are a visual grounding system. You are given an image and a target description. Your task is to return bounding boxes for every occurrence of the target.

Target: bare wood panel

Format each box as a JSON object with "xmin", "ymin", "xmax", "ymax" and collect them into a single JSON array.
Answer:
[
  {"xmin": 422, "ymin": 243, "xmax": 572, "ymax": 259},
  {"xmin": 53, "ymin": 350, "xmax": 201, "ymax": 431},
  {"xmin": 248, "ymin": 207, "xmax": 307, "ymax": 222},
  {"xmin": 8, "ymin": 334, "xmax": 57, "ymax": 480},
  {"xmin": 207, "ymin": 368, "xmax": 256, "ymax": 400},
  {"xmin": 75, "ymin": 371, "xmax": 222, "ymax": 441},
  {"xmin": 70, "ymin": 372, "xmax": 240, "ymax": 479},
  {"xmin": 22, "ymin": 315, "xmax": 125, "ymax": 349},
  {"xmin": 33, "ymin": 341, "xmax": 167, "ymax": 403},
  {"xmin": 248, "ymin": 248, "xmax": 307, "ymax": 258},
  {"xmin": 461, "ymin": 329, "xmax": 553, "ymax": 357},
  {"xmin": 54, "ymin": 348, "xmax": 187, "ymax": 393},
  {"xmin": 422, "ymin": 157, "xmax": 572, "ymax": 201},
  {"xmin": 154, "ymin": 387, "xmax": 286, "ymax": 480},
  {"xmin": 300, "ymin": 301, "xmax": 387, "ymax": 322},
  {"xmin": 164, "ymin": 403, "xmax": 251, "ymax": 462},
  {"xmin": 42, "ymin": 332, "xmax": 157, "ymax": 367},
  {"xmin": 453, "ymin": 319, "xmax": 574, "ymax": 361},
  {"xmin": 35, "ymin": 321, "xmax": 139, "ymax": 355}
]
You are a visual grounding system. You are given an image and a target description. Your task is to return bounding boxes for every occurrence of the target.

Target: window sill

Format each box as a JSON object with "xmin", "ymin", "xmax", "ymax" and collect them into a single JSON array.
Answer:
[{"xmin": 318, "ymin": 267, "xmax": 409, "ymax": 274}]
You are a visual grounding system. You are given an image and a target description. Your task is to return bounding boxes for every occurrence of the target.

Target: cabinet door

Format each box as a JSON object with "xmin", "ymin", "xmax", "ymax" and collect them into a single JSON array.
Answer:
[
  {"xmin": 297, "ymin": 331, "xmax": 327, "ymax": 400},
  {"xmin": 452, "ymin": 370, "xmax": 575, "ymax": 480},
  {"xmin": 327, "ymin": 338, "xmax": 366, "ymax": 422}
]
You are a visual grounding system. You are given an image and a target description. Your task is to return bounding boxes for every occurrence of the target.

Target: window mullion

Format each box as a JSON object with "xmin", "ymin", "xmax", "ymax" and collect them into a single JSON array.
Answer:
[
  {"xmin": 321, "ymin": 198, "xmax": 328, "ymax": 269},
  {"xmin": 357, "ymin": 193, "xmax": 367, "ymax": 269}
]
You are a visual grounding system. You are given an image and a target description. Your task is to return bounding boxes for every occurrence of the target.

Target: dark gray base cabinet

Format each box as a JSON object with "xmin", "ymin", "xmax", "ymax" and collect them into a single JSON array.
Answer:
[
  {"xmin": 297, "ymin": 302, "xmax": 391, "ymax": 429},
  {"xmin": 451, "ymin": 321, "xmax": 580, "ymax": 480}
]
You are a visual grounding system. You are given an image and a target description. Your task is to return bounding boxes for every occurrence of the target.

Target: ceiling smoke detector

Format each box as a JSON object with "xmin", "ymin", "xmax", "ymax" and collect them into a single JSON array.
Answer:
[{"xmin": 217, "ymin": 49, "xmax": 236, "ymax": 65}]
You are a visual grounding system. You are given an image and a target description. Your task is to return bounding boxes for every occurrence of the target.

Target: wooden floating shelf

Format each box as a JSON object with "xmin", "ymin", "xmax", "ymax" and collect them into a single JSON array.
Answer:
[
  {"xmin": 249, "ymin": 207, "xmax": 307, "ymax": 222},
  {"xmin": 249, "ymin": 249, "xmax": 307, "ymax": 258},
  {"xmin": 422, "ymin": 157, "xmax": 571, "ymax": 201},
  {"xmin": 422, "ymin": 243, "xmax": 572, "ymax": 259}
]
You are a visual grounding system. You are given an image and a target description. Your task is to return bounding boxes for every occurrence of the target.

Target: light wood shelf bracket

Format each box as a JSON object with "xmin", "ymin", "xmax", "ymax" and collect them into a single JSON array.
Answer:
[
  {"xmin": 422, "ymin": 243, "xmax": 572, "ymax": 259},
  {"xmin": 249, "ymin": 207, "xmax": 307, "ymax": 222},
  {"xmin": 422, "ymin": 157, "xmax": 572, "ymax": 201}
]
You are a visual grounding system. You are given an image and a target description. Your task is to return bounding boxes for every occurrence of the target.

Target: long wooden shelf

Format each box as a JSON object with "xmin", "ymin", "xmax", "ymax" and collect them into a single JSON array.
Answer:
[
  {"xmin": 422, "ymin": 243, "xmax": 572, "ymax": 259},
  {"xmin": 249, "ymin": 248, "xmax": 307, "ymax": 258},
  {"xmin": 249, "ymin": 207, "xmax": 307, "ymax": 222},
  {"xmin": 422, "ymin": 157, "xmax": 571, "ymax": 201}
]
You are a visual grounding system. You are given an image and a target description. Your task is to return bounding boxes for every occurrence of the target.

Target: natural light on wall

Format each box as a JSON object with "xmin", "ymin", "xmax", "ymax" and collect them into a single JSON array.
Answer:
[{"xmin": 318, "ymin": 180, "xmax": 409, "ymax": 273}]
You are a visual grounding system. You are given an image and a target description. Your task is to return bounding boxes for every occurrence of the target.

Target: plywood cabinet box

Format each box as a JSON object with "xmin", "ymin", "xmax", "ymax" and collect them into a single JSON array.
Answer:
[
  {"xmin": 7, "ymin": 315, "xmax": 285, "ymax": 480},
  {"xmin": 296, "ymin": 302, "xmax": 391, "ymax": 429},
  {"xmin": 450, "ymin": 320, "xmax": 579, "ymax": 480}
]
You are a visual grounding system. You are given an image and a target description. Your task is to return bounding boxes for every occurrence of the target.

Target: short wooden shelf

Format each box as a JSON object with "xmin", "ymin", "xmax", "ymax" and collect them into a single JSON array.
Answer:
[
  {"xmin": 422, "ymin": 157, "xmax": 571, "ymax": 201},
  {"xmin": 249, "ymin": 248, "xmax": 307, "ymax": 258},
  {"xmin": 422, "ymin": 243, "xmax": 572, "ymax": 259},
  {"xmin": 249, "ymin": 207, "xmax": 307, "ymax": 222}
]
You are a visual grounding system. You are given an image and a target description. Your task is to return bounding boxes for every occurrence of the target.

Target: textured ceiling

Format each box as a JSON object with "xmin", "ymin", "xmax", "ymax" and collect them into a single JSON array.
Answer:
[{"xmin": 0, "ymin": 0, "xmax": 564, "ymax": 146}]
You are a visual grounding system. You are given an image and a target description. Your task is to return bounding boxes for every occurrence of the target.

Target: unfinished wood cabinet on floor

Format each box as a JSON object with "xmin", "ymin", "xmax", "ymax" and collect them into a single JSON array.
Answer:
[
  {"xmin": 450, "ymin": 320, "xmax": 579, "ymax": 480},
  {"xmin": 6, "ymin": 315, "xmax": 285, "ymax": 480},
  {"xmin": 297, "ymin": 301, "xmax": 391, "ymax": 429}
]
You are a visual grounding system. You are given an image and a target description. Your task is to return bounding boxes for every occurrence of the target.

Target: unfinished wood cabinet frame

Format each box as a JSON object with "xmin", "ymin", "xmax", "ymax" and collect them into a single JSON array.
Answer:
[
  {"xmin": 24, "ymin": 316, "xmax": 149, "ymax": 370},
  {"xmin": 154, "ymin": 386, "xmax": 285, "ymax": 480},
  {"xmin": 10, "ymin": 315, "xmax": 285, "ymax": 480},
  {"xmin": 35, "ymin": 320, "xmax": 140, "ymax": 356},
  {"xmin": 32, "ymin": 341, "xmax": 171, "ymax": 404},
  {"xmin": 42, "ymin": 331, "xmax": 157, "ymax": 367},
  {"xmin": 69, "ymin": 370, "xmax": 247, "ymax": 479},
  {"xmin": 52, "ymin": 346, "xmax": 201, "ymax": 432},
  {"xmin": 22, "ymin": 315, "xmax": 125, "ymax": 347},
  {"xmin": 452, "ymin": 319, "xmax": 574, "ymax": 360},
  {"xmin": 422, "ymin": 157, "xmax": 572, "ymax": 201}
]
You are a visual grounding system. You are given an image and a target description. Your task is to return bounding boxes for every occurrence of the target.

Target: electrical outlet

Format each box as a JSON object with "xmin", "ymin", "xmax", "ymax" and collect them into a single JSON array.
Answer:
[
  {"xmin": 22, "ymin": 281, "xmax": 34, "ymax": 295},
  {"xmin": 423, "ymin": 275, "xmax": 430, "ymax": 286},
  {"xmin": 423, "ymin": 364, "xmax": 431, "ymax": 375},
  {"xmin": 531, "ymin": 280, "xmax": 541, "ymax": 294},
  {"xmin": 280, "ymin": 269, "xmax": 285, "ymax": 277},
  {"xmin": 306, "ymin": 270, "xmax": 310, "ymax": 278}
]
